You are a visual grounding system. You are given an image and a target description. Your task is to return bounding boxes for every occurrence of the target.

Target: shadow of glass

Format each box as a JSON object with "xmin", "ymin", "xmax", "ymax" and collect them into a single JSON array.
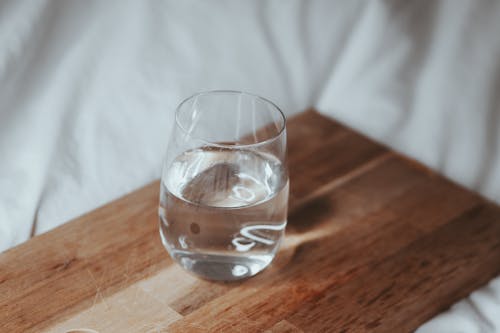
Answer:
[{"xmin": 287, "ymin": 197, "xmax": 336, "ymax": 234}]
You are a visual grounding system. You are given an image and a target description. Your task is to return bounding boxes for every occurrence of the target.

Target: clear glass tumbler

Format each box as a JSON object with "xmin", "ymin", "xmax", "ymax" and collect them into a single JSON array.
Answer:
[{"xmin": 159, "ymin": 91, "xmax": 289, "ymax": 281}]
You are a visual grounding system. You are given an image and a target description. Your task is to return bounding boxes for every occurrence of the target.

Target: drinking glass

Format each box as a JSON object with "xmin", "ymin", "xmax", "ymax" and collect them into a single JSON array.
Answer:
[{"xmin": 159, "ymin": 91, "xmax": 289, "ymax": 281}]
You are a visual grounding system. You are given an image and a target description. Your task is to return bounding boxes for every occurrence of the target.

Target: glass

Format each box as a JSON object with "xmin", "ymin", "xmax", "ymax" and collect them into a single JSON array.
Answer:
[{"xmin": 159, "ymin": 91, "xmax": 289, "ymax": 281}]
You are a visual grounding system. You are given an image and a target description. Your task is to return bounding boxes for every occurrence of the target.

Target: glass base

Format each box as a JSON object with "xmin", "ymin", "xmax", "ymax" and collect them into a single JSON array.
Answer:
[
  {"xmin": 172, "ymin": 250, "xmax": 273, "ymax": 281},
  {"xmin": 160, "ymin": 227, "xmax": 275, "ymax": 281}
]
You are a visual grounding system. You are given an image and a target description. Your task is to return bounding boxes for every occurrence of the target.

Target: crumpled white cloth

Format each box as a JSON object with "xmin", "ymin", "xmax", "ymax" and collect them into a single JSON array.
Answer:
[{"xmin": 0, "ymin": 1, "xmax": 499, "ymax": 331}]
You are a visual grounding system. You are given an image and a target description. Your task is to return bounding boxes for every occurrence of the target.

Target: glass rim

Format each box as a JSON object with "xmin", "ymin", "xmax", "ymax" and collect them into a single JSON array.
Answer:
[{"xmin": 175, "ymin": 90, "xmax": 286, "ymax": 149}]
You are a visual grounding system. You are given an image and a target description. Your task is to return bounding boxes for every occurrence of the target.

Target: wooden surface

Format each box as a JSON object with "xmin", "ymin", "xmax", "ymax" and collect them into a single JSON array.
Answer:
[{"xmin": 1, "ymin": 110, "xmax": 500, "ymax": 332}]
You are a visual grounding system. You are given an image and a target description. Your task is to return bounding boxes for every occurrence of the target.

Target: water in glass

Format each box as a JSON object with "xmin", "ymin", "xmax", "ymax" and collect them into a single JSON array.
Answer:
[{"xmin": 159, "ymin": 146, "xmax": 288, "ymax": 281}]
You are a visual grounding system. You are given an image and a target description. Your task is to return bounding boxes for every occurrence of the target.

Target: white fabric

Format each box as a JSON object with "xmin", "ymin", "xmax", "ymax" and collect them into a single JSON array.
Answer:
[{"xmin": 0, "ymin": 1, "xmax": 499, "ymax": 331}]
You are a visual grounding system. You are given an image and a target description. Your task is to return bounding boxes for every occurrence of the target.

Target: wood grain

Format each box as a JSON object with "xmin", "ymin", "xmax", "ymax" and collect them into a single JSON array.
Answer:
[{"xmin": 1, "ymin": 110, "xmax": 499, "ymax": 333}]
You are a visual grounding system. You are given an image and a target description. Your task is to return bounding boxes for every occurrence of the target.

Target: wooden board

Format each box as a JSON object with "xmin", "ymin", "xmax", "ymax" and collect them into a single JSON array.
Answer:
[{"xmin": 1, "ymin": 110, "xmax": 500, "ymax": 332}]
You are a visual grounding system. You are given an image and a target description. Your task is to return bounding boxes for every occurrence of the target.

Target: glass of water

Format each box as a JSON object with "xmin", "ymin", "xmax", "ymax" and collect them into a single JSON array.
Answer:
[{"xmin": 159, "ymin": 91, "xmax": 289, "ymax": 281}]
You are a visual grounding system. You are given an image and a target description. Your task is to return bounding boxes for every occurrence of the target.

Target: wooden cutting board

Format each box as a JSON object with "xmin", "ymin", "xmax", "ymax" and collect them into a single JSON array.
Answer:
[{"xmin": 1, "ymin": 110, "xmax": 500, "ymax": 333}]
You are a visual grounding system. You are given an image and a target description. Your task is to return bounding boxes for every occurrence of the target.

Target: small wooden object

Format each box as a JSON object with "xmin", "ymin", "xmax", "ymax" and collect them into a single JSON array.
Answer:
[{"xmin": 1, "ymin": 110, "xmax": 499, "ymax": 332}]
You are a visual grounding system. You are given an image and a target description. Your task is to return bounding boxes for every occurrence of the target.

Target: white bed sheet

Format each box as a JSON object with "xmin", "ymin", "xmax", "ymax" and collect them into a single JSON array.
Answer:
[{"xmin": 1, "ymin": 1, "xmax": 499, "ymax": 331}]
